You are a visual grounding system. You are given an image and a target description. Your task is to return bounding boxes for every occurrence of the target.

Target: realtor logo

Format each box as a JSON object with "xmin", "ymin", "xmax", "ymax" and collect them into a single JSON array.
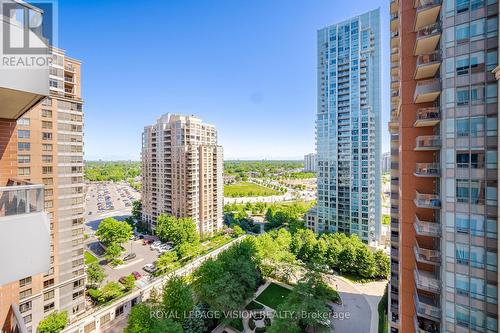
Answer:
[{"xmin": 1, "ymin": 0, "xmax": 57, "ymax": 68}]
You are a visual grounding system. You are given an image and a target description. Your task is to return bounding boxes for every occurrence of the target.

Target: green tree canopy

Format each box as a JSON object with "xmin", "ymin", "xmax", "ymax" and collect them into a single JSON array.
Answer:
[
  {"xmin": 162, "ymin": 276, "xmax": 194, "ymax": 323},
  {"xmin": 86, "ymin": 262, "xmax": 106, "ymax": 287},
  {"xmin": 96, "ymin": 217, "xmax": 133, "ymax": 247},
  {"xmin": 37, "ymin": 311, "xmax": 68, "ymax": 333}
]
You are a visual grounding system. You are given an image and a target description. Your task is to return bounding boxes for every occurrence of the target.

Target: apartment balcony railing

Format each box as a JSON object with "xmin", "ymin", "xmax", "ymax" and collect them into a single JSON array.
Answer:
[
  {"xmin": 414, "ymin": 191, "xmax": 441, "ymax": 209},
  {"xmin": 391, "ymin": 13, "xmax": 399, "ymax": 32},
  {"xmin": 414, "ymin": 242, "xmax": 441, "ymax": 265},
  {"xmin": 415, "ymin": 23, "xmax": 441, "ymax": 55},
  {"xmin": 64, "ymin": 76, "xmax": 75, "ymax": 83},
  {"xmin": 415, "ymin": 315, "xmax": 440, "ymax": 333},
  {"xmin": 415, "ymin": 135, "xmax": 441, "ymax": 151},
  {"xmin": 65, "ymin": 64, "xmax": 76, "ymax": 72},
  {"xmin": 414, "ymin": 215, "xmax": 441, "ymax": 237},
  {"xmin": 414, "ymin": 163, "xmax": 440, "ymax": 177},
  {"xmin": 415, "ymin": 52, "xmax": 441, "ymax": 80},
  {"xmin": 414, "ymin": 268, "xmax": 441, "ymax": 293},
  {"xmin": 415, "ymin": 107, "xmax": 440, "ymax": 127},
  {"xmin": 0, "ymin": 179, "xmax": 50, "ymax": 286},
  {"xmin": 414, "ymin": 292, "xmax": 441, "ymax": 321},
  {"xmin": 414, "ymin": 0, "xmax": 442, "ymax": 31},
  {"xmin": 414, "ymin": 79, "xmax": 441, "ymax": 103}
]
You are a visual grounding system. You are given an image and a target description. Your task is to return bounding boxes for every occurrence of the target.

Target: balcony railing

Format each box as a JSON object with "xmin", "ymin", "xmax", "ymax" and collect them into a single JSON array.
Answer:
[
  {"xmin": 414, "ymin": 292, "xmax": 441, "ymax": 320},
  {"xmin": 415, "ymin": 163, "xmax": 440, "ymax": 177},
  {"xmin": 415, "ymin": 107, "xmax": 440, "ymax": 126},
  {"xmin": 414, "ymin": 79, "xmax": 441, "ymax": 103},
  {"xmin": 415, "ymin": 23, "xmax": 441, "ymax": 55},
  {"xmin": 415, "ymin": 52, "xmax": 441, "ymax": 80},
  {"xmin": 414, "ymin": 243, "xmax": 441, "ymax": 265},
  {"xmin": 414, "ymin": 191, "xmax": 441, "ymax": 209},
  {"xmin": 417, "ymin": 52, "xmax": 440, "ymax": 66},
  {"xmin": 0, "ymin": 179, "xmax": 44, "ymax": 217},
  {"xmin": 414, "ymin": 215, "xmax": 441, "ymax": 237},
  {"xmin": 415, "ymin": 135, "xmax": 440, "ymax": 151},
  {"xmin": 416, "ymin": 23, "xmax": 441, "ymax": 40},
  {"xmin": 414, "ymin": 269, "xmax": 440, "ymax": 294},
  {"xmin": 415, "ymin": 0, "xmax": 442, "ymax": 9},
  {"xmin": 415, "ymin": 315, "xmax": 440, "ymax": 333}
]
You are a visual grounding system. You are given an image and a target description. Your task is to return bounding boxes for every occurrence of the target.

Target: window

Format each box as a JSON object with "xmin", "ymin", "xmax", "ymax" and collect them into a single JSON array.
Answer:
[
  {"xmin": 41, "ymin": 109, "xmax": 52, "ymax": 118},
  {"xmin": 457, "ymin": 118, "xmax": 470, "ymax": 136},
  {"xmin": 19, "ymin": 289, "xmax": 32, "ymax": 299},
  {"xmin": 43, "ymin": 302, "xmax": 54, "ymax": 313},
  {"xmin": 18, "ymin": 167, "xmax": 30, "ymax": 176},
  {"xmin": 42, "ymin": 132, "xmax": 52, "ymax": 140},
  {"xmin": 17, "ymin": 118, "xmax": 30, "ymax": 126},
  {"xmin": 456, "ymin": 23, "xmax": 470, "ymax": 42},
  {"xmin": 43, "ymin": 279, "xmax": 54, "ymax": 288},
  {"xmin": 72, "ymin": 290, "xmax": 84, "ymax": 300},
  {"xmin": 42, "ymin": 144, "xmax": 53, "ymax": 151},
  {"xmin": 23, "ymin": 314, "xmax": 32, "ymax": 324},
  {"xmin": 43, "ymin": 290, "xmax": 54, "ymax": 301},
  {"xmin": 18, "ymin": 130, "xmax": 30, "ymax": 139},
  {"xmin": 42, "ymin": 155, "xmax": 52, "ymax": 163},
  {"xmin": 18, "ymin": 142, "xmax": 30, "ymax": 151},
  {"xmin": 456, "ymin": 87, "xmax": 470, "ymax": 105},
  {"xmin": 19, "ymin": 301, "xmax": 32, "ymax": 313},
  {"xmin": 18, "ymin": 155, "xmax": 30, "ymax": 164},
  {"xmin": 456, "ymin": 55, "xmax": 469, "ymax": 75},
  {"xmin": 456, "ymin": 243, "xmax": 470, "ymax": 265},
  {"xmin": 42, "ymin": 121, "xmax": 52, "ymax": 129},
  {"xmin": 42, "ymin": 166, "xmax": 52, "ymax": 175},
  {"xmin": 42, "ymin": 178, "xmax": 53, "ymax": 186},
  {"xmin": 19, "ymin": 277, "xmax": 31, "ymax": 287}
]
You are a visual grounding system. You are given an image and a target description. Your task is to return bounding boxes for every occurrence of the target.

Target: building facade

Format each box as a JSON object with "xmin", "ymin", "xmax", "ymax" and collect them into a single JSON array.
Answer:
[
  {"xmin": 304, "ymin": 153, "xmax": 317, "ymax": 172},
  {"xmin": 141, "ymin": 114, "xmax": 223, "ymax": 237},
  {"xmin": 382, "ymin": 151, "xmax": 391, "ymax": 173},
  {"xmin": 389, "ymin": 0, "xmax": 499, "ymax": 332},
  {"xmin": 0, "ymin": 47, "xmax": 85, "ymax": 332},
  {"xmin": 314, "ymin": 9, "xmax": 381, "ymax": 244}
]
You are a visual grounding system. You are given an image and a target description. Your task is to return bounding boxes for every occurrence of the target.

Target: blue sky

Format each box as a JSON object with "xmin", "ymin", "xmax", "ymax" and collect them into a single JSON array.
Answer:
[{"xmin": 57, "ymin": 0, "xmax": 390, "ymax": 161}]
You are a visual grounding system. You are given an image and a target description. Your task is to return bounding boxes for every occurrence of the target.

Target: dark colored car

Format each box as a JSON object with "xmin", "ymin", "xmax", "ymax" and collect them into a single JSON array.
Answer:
[
  {"xmin": 132, "ymin": 271, "xmax": 141, "ymax": 280},
  {"xmin": 118, "ymin": 276, "xmax": 127, "ymax": 285}
]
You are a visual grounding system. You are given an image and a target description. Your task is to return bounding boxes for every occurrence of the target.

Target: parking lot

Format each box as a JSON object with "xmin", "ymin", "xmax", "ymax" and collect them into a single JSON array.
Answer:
[{"xmin": 84, "ymin": 181, "xmax": 165, "ymax": 285}]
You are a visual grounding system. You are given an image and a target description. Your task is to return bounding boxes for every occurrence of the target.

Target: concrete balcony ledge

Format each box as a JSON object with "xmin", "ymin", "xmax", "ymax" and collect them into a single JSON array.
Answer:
[
  {"xmin": 415, "ymin": 0, "xmax": 442, "ymax": 31},
  {"xmin": 414, "ymin": 79, "xmax": 441, "ymax": 103},
  {"xmin": 415, "ymin": 135, "xmax": 441, "ymax": 151},
  {"xmin": 0, "ymin": 180, "xmax": 50, "ymax": 285},
  {"xmin": 414, "ymin": 243, "xmax": 441, "ymax": 265},
  {"xmin": 414, "ymin": 268, "xmax": 441, "ymax": 293},
  {"xmin": 414, "ymin": 215, "xmax": 441, "ymax": 237},
  {"xmin": 415, "ymin": 23, "xmax": 441, "ymax": 55},
  {"xmin": 414, "ymin": 163, "xmax": 440, "ymax": 177},
  {"xmin": 414, "ymin": 107, "xmax": 440, "ymax": 127},
  {"xmin": 414, "ymin": 291, "xmax": 441, "ymax": 321},
  {"xmin": 414, "ymin": 191, "xmax": 441, "ymax": 209}
]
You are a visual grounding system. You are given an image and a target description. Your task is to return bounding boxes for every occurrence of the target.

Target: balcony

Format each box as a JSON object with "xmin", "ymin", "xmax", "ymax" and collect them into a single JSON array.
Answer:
[
  {"xmin": 415, "ymin": 23, "xmax": 441, "ymax": 55},
  {"xmin": 391, "ymin": 13, "xmax": 399, "ymax": 32},
  {"xmin": 414, "ymin": 242, "xmax": 441, "ymax": 265},
  {"xmin": 414, "ymin": 268, "xmax": 441, "ymax": 293},
  {"xmin": 414, "ymin": 107, "xmax": 440, "ymax": 127},
  {"xmin": 415, "ymin": 52, "xmax": 441, "ymax": 80},
  {"xmin": 414, "ymin": 292, "xmax": 441, "ymax": 321},
  {"xmin": 414, "ymin": 191, "xmax": 441, "ymax": 209},
  {"xmin": 414, "ymin": 215, "xmax": 441, "ymax": 237},
  {"xmin": 415, "ymin": 135, "xmax": 440, "ymax": 151},
  {"xmin": 414, "ymin": 163, "xmax": 440, "ymax": 177},
  {"xmin": 414, "ymin": 0, "xmax": 442, "ymax": 31},
  {"xmin": 415, "ymin": 315, "xmax": 440, "ymax": 333},
  {"xmin": 414, "ymin": 79, "xmax": 440, "ymax": 103},
  {"xmin": 0, "ymin": 2, "xmax": 49, "ymax": 119},
  {"xmin": 0, "ymin": 179, "xmax": 50, "ymax": 285}
]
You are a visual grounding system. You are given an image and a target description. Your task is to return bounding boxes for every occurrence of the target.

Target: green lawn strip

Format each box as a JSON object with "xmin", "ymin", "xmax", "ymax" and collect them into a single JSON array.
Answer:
[
  {"xmin": 255, "ymin": 283, "xmax": 292, "ymax": 310},
  {"xmin": 245, "ymin": 300, "xmax": 265, "ymax": 311},
  {"xmin": 224, "ymin": 181, "xmax": 281, "ymax": 197},
  {"xmin": 84, "ymin": 251, "xmax": 98, "ymax": 264},
  {"xmin": 378, "ymin": 286, "xmax": 388, "ymax": 333}
]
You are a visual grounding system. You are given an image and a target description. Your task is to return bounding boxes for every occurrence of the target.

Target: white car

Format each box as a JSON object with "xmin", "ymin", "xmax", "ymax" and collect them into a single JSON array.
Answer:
[
  {"xmin": 150, "ymin": 241, "xmax": 162, "ymax": 250},
  {"xmin": 143, "ymin": 264, "xmax": 156, "ymax": 273},
  {"xmin": 157, "ymin": 244, "xmax": 171, "ymax": 253}
]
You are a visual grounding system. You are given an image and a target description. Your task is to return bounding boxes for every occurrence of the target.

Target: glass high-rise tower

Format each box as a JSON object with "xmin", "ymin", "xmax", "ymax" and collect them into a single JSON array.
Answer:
[{"xmin": 312, "ymin": 9, "xmax": 381, "ymax": 244}]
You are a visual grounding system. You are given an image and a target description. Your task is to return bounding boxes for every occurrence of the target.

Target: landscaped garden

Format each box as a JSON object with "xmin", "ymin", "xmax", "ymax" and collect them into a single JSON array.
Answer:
[
  {"xmin": 224, "ymin": 181, "xmax": 282, "ymax": 197},
  {"xmin": 84, "ymin": 250, "xmax": 98, "ymax": 264},
  {"xmin": 255, "ymin": 282, "xmax": 292, "ymax": 310}
]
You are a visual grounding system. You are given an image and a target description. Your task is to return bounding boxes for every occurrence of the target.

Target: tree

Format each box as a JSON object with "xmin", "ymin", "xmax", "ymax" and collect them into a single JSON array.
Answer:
[
  {"xmin": 156, "ymin": 215, "xmax": 199, "ymax": 246},
  {"xmin": 37, "ymin": 311, "xmax": 68, "ymax": 333},
  {"xmin": 86, "ymin": 262, "xmax": 106, "ymax": 287},
  {"xmin": 374, "ymin": 250, "xmax": 390, "ymax": 279},
  {"xmin": 122, "ymin": 274, "xmax": 136, "ymax": 291},
  {"xmin": 162, "ymin": 276, "xmax": 194, "ymax": 323},
  {"xmin": 156, "ymin": 251, "xmax": 179, "ymax": 273},
  {"xmin": 151, "ymin": 319, "xmax": 184, "ymax": 333},
  {"xmin": 177, "ymin": 242, "xmax": 201, "ymax": 259},
  {"xmin": 98, "ymin": 282, "xmax": 123, "ymax": 303},
  {"xmin": 132, "ymin": 200, "xmax": 142, "ymax": 222},
  {"xmin": 125, "ymin": 304, "xmax": 154, "ymax": 333},
  {"xmin": 96, "ymin": 217, "xmax": 132, "ymax": 247},
  {"xmin": 232, "ymin": 225, "xmax": 245, "ymax": 237},
  {"xmin": 105, "ymin": 243, "xmax": 123, "ymax": 263},
  {"xmin": 183, "ymin": 304, "xmax": 206, "ymax": 333}
]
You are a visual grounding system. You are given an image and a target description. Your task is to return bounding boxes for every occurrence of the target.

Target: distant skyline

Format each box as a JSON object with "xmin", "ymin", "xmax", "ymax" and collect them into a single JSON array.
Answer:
[{"xmin": 58, "ymin": 0, "xmax": 389, "ymax": 160}]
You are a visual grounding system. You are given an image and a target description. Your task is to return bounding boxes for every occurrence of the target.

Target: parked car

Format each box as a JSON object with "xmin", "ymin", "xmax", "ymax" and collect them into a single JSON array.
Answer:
[
  {"xmin": 143, "ymin": 239, "xmax": 152, "ymax": 246},
  {"xmin": 143, "ymin": 264, "xmax": 156, "ymax": 273},
  {"xmin": 123, "ymin": 253, "xmax": 136, "ymax": 261},
  {"xmin": 132, "ymin": 271, "xmax": 142, "ymax": 280},
  {"xmin": 150, "ymin": 241, "xmax": 161, "ymax": 250},
  {"xmin": 118, "ymin": 276, "xmax": 128, "ymax": 285}
]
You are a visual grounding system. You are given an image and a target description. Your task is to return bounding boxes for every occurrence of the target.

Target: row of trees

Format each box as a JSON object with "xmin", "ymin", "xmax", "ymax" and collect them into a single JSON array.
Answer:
[
  {"xmin": 85, "ymin": 161, "xmax": 140, "ymax": 182},
  {"xmin": 224, "ymin": 160, "xmax": 303, "ymax": 178}
]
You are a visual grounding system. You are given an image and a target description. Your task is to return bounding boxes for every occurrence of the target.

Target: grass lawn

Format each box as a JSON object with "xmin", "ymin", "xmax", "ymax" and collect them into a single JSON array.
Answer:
[
  {"xmin": 84, "ymin": 251, "xmax": 98, "ymax": 265},
  {"xmin": 255, "ymin": 283, "xmax": 292, "ymax": 310},
  {"xmin": 224, "ymin": 182, "xmax": 281, "ymax": 197},
  {"xmin": 245, "ymin": 300, "xmax": 265, "ymax": 311},
  {"xmin": 229, "ymin": 318, "xmax": 244, "ymax": 332}
]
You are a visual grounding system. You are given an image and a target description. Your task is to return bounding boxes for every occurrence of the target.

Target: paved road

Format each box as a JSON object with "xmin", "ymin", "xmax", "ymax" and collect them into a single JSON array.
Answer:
[{"xmin": 325, "ymin": 276, "xmax": 372, "ymax": 333}]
